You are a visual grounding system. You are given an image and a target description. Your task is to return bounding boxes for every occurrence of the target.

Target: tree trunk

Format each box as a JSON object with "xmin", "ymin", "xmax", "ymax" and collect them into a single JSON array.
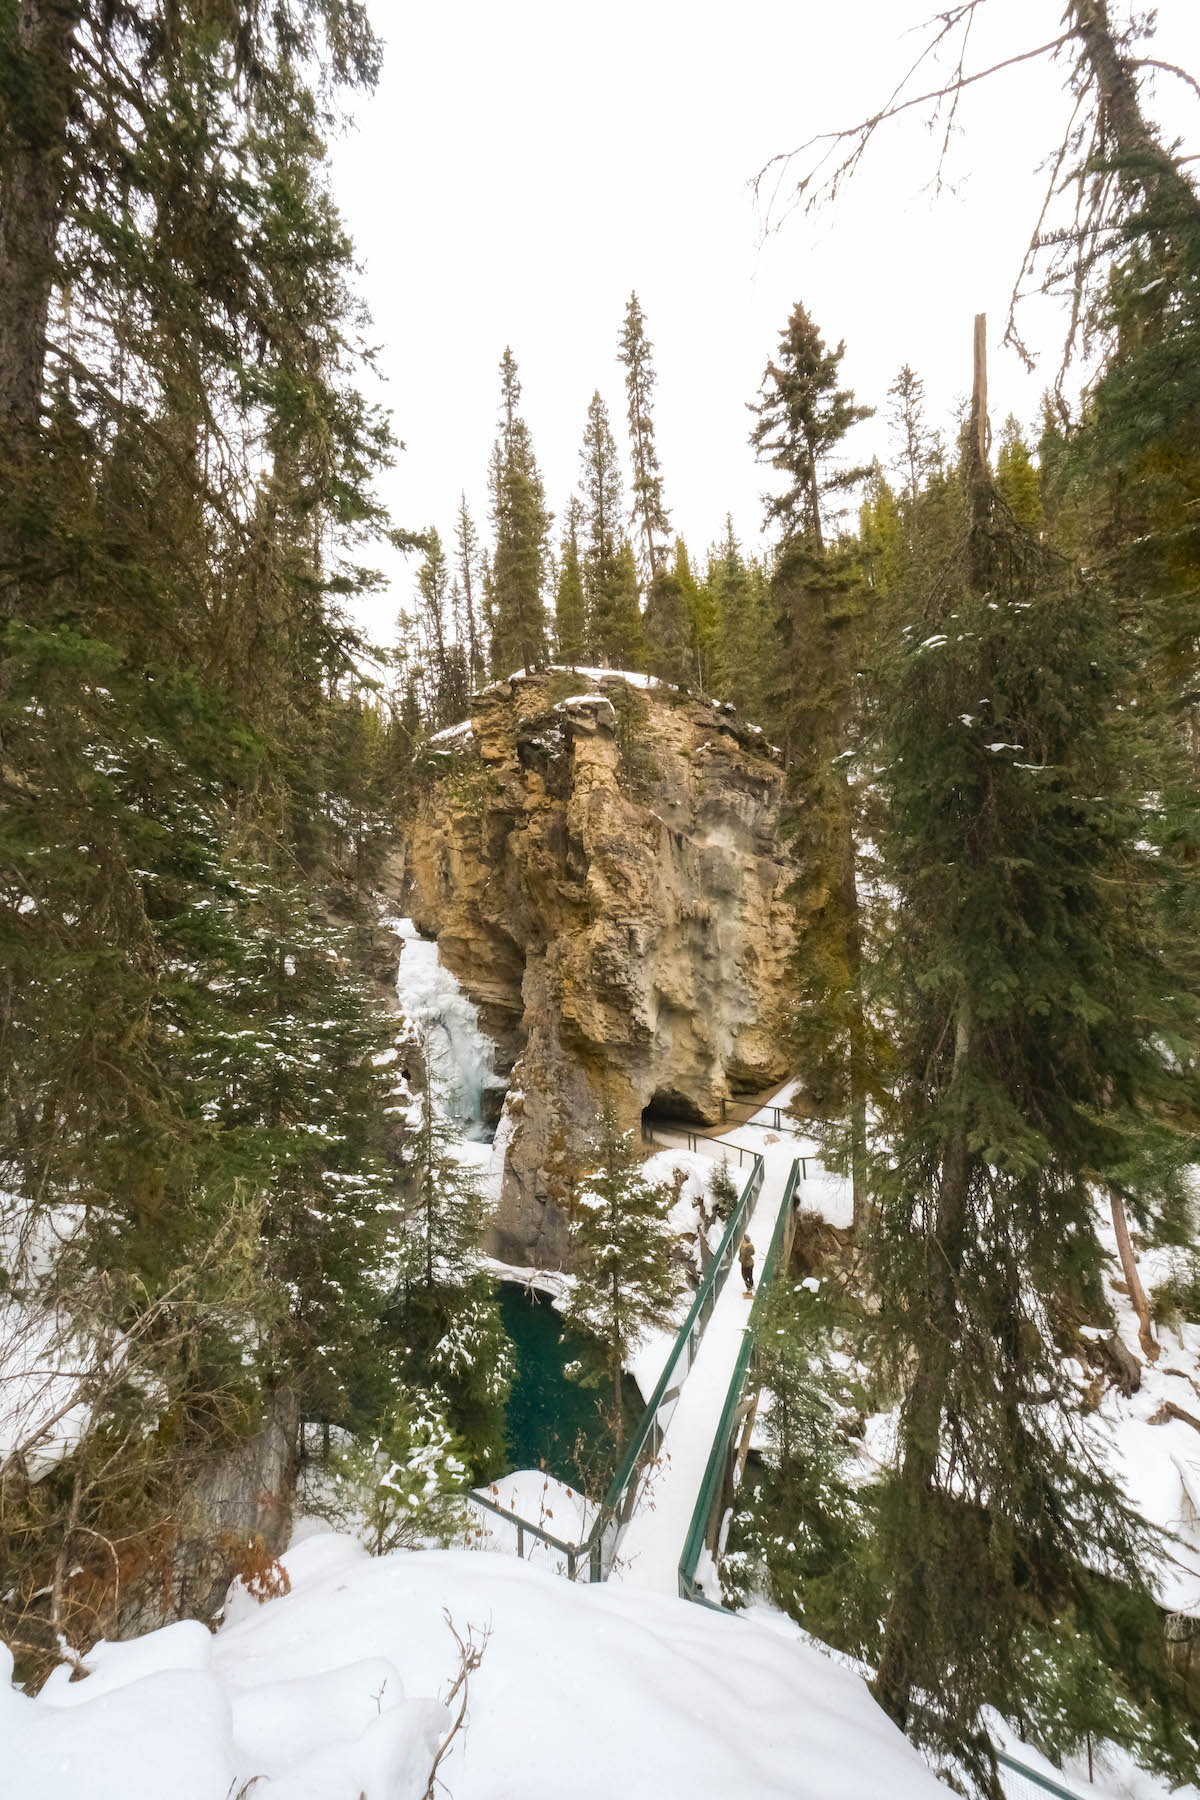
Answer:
[
  {"xmin": 1069, "ymin": 1, "xmax": 1200, "ymax": 228},
  {"xmin": 612, "ymin": 1269, "xmax": 624, "ymax": 1447},
  {"xmin": 1109, "ymin": 1190, "xmax": 1158, "ymax": 1361},
  {"xmin": 0, "ymin": 1, "xmax": 79, "ymax": 616},
  {"xmin": 838, "ymin": 802, "xmax": 870, "ymax": 1235},
  {"xmin": 875, "ymin": 1005, "xmax": 971, "ymax": 1729},
  {"xmin": 118, "ymin": 1386, "xmax": 301, "ymax": 1637}
]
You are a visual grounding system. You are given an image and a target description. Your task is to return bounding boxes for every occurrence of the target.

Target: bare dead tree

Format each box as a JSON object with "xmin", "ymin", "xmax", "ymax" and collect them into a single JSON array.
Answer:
[{"xmin": 756, "ymin": 1, "xmax": 1200, "ymax": 384}]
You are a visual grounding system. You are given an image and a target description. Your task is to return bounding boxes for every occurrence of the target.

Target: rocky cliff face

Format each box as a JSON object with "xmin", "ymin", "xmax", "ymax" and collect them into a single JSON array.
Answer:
[{"xmin": 394, "ymin": 671, "xmax": 795, "ymax": 1265}]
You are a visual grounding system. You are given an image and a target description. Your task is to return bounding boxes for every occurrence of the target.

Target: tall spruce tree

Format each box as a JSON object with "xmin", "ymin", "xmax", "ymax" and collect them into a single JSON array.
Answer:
[
  {"xmin": 455, "ymin": 494, "xmax": 486, "ymax": 686},
  {"xmin": 866, "ymin": 321, "xmax": 1198, "ymax": 1785},
  {"xmin": 0, "ymin": 1, "xmax": 474, "ymax": 1667},
  {"xmin": 554, "ymin": 494, "xmax": 588, "ymax": 666},
  {"xmin": 564, "ymin": 1108, "xmax": 682, "ymax": 1445},
  {"xmin": 752, "ymin": 304, "xmax": 873, "ymax": 1229},
  {"xmin": 675, "ymin": 538, "xmax": 717, "ymax": 693},
  {"xmin": 995, "ymin": 416, "xmax": 1043, "ymax": 534},
  {"xmin": 579, "ymin": 390, "xmax": 641, "ymax": 668},
  {"xmin": 707, "ymin": 518, "xmax": 771, "ymax": 718},
  {"xmin": 488, "ymin": 348, "xmax": 551, "ymax": 675},
  {"xmin": 416, "ymin": 528, "xmax": 452, "ymax": 715},
  {"xmin": 887, "ymin": 364, "xmax": 940, "ymax": 508},
  {"xmin": 642, "ymin": 559, "xmax": 692, "ymax": 686},
  {"xmin": 749, "ymin": 302, "xmax": 872, "ymax": 549},
  {"xmin": 618, "ymin": 291, "xmax": 671, "ymax": 581}
]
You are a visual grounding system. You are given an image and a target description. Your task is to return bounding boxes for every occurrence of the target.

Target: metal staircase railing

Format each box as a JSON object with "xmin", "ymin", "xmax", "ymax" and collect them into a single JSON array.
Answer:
[
  {"xmin": 678, "ymin": 1155, "xmax": 800, "ymax": 1600},
  {"xmin": 471, "ymin": 1146, "xmax": 765, "ymax": 1580},
  {"xmin": 672, "ymin": 1155, "xmax": 1099, "ymax": 1800}
]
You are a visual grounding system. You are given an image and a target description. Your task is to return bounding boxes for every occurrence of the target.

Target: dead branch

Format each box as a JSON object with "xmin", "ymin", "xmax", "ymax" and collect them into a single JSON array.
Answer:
[
  {"xmin": 1109, "ymin": 1190, "xmax": 1159, "ymax": 1363},
  {"xmin": 1149, "ymin": 1399, "xmax": 1200, "ymax": 1438},
  {"xmin": 755, "ymin": 20, "xmax": 1071, "ymax": 228},
  {"xmin": 755, "ymin": 1, "xmax": 1200, "ymax": 383},
  {"xmin": 422, "ymin": 1609, "xmax": 492, "ymax": 1800}
]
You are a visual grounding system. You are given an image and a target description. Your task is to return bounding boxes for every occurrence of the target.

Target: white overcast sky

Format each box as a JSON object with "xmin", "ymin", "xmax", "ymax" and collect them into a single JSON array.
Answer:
[{"xmin": 327, "ymin": 0, "xmax": 1200, "ymax": 646}]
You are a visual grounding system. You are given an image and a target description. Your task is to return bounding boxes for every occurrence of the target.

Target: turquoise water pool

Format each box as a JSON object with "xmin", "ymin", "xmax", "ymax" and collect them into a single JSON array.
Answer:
[{"xmin": 498, "ymin": 1282, "xmax": 644, "ymax": 1495}]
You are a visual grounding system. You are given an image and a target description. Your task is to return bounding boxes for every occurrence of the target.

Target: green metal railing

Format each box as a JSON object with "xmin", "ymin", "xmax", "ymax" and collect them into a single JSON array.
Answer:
[
  {"xmin": 644, "ymin": 1116, "xmax": 813, "ymax": 1180},
  {"xmin": 472, "ymin": 1146, "xmax": 766, "ymax": 1581},
  {"xmin": 719, "ymin": 1096, "xmax": 804, "ymax": 1133},
  {"xmin": 594, "ymin": 1148, "xmax": 765, "ymax": 1574},
  {"xmin": 672, "ymin": 1157, "xmax": 1094, "ymax": 1800},
  {"xmin": 678, "ymin": 1155, "xmax": 801, "ymax": 1599},
  {"xmin": 993, "ymin": 1751, "xmax": 1086, "ymax": 1800}
]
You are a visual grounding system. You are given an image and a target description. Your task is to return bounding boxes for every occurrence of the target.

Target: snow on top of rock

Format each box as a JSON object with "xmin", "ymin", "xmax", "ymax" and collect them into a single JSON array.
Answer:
[
  {"xmin": 4, "ymin": 1532, "xmax": 948, "ymax": 1799},
  {"xmin": 508, "ymin": 663, "xmax": 660, "ymax": 690},
  {"xmin": 427, "ymin": 718, "xmax": 474, "ymax": 747},
  {"xmin": 554, "ymin": 693, "xmax": 615, "ymax": 713}
]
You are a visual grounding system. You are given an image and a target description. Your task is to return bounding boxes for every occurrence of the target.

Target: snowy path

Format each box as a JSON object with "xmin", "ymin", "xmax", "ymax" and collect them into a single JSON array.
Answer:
[{"xmin": 612, "ymin": 1142, "xmax": 799, "ymax": 1592}]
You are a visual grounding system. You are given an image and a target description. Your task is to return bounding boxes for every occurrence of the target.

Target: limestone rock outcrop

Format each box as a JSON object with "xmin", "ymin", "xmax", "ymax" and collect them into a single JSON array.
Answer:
[{"xmin": 394, "ymin": 672, "xmax": 796, "ymax": 1265}]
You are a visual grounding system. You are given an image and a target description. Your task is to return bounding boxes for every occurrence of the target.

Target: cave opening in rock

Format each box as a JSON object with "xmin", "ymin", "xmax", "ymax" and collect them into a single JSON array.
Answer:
[{"xmin": 642, "ymin": 1087, "xmax": 711, "ymax": 1130}]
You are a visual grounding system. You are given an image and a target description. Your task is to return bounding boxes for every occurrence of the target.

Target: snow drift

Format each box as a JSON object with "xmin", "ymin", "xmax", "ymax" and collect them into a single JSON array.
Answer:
[{"xmin": 3, "ymin": 1532, "xmax": 947, "ymax": 1799}]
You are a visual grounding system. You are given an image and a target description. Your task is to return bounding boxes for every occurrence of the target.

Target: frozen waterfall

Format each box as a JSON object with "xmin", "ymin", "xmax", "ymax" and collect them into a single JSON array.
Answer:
[{"xmin": 392, "ymin": 918, "xmax": 502, "ymax": 1139}]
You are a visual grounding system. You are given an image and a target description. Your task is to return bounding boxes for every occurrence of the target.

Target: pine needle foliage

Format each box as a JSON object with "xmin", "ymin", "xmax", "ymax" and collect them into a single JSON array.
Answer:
[
  {"xmin": 865, "ymin": 438, "xmax": 1200, "ymax": 1786},
  {"xmin": 488, "ymin": 348, "xmax": 551, "ymax": 676},
  {"xmin": 564, "ymin": 1107, "xmax": 682, "ymax": 1443},
  {"xmin": 553, "ymin": 494, "xmax": 588, "ymax": 668},
  {"xmin": 618, "ymin": 291, "xmax": 671, "ymax": 582},
  {"xmin": 0, "ymin": 2, "xmax": 473, "ymax": 1663},
  {"xmin": 387, "ymin": 1074, "xmax": 513, "ymax": 1478}
]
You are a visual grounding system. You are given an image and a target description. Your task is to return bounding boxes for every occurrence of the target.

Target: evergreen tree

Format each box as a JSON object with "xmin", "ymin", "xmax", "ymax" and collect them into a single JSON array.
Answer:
[
  {"xmin": 488, "ymin": 349, "xmax": 551, "ymax": 675},
  {"xmin": 455, "ymin": 494, "xmax": 487, "ymax": 686},
  {"xmin": 720, "ymin": 1280, "xmax": 865, "ymax": 1631},
  {"xmin": 388, "ymin": 1064, "xmax": 513, "ymax": 1476},
  {"xmin": 887, "ymin": 364, "xmax": 940, "ymax": 506},
  {"xmin": 564, "ymin": 1108, "xmax": 682, "ymax": 1441},
  {"xmin": 0, "ymin": 1, "xmax": 478, "ymax": 1665},
  {"xmin": 996, "ymin": 416, "xmax": 1043, "ymax": 533},
  {"xmin": 642, "ymin": 562, "xmax": 692, "ymax": 686},
  {"xmin": 858, "ymin": 463, "xmax": 904, "ymax": 600},
  {"xmin": 749, "ymin": 302, "xmax": 872, "ymax": 549},
  {"xmin": 706, "ymin": 1156, "xmax": 740, "ymax": 1224},
  {"xmin": 866, "ymin": 329, "xmax": 1198, "ymax": 1784},
  {"xmin": 554, "ymin": 495, "xmax": 588, "ymax": 666},
  {"xmin": 578, "ymin": 389, "xmax": 630, "ymax": 665},
  {"xmin": 674, "ymin": 538, "xmax": 717, "ymax": 693},
  {"xmin": 617, "ymin": 291, "xmax": 671, "ymax": 580},
  {"xmin": 416, "ymin": 528, "xmax": 452, "ymax": 716},
  {"xmin": 751, "ymin": 303, "xmax": 873, "ymax": 1229},
  {"xmin": 597, "ymin": 538, "xmax": 645, "ymax": 672},
  {"xmin": 708, "ymin": 516, "xmax": 772, "ymax": 716},
  {"xmin": 313, "ymin": 1398, "xmax": 469, "ymax": 1556}
]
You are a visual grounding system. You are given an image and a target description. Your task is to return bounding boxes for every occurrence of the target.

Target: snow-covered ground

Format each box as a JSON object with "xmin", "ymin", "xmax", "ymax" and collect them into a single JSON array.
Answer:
[
  {"xmin": 4, "ymin": 1531, "xmax": 949, "ymax": 1800},
  {"xmin": 1087, "ymin": 1219, "xmax": 1200, "ymax": 1617},
  {"xmin": 852, "ymin": 1215, "xmax": 1200, "ymax": 1623}
]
